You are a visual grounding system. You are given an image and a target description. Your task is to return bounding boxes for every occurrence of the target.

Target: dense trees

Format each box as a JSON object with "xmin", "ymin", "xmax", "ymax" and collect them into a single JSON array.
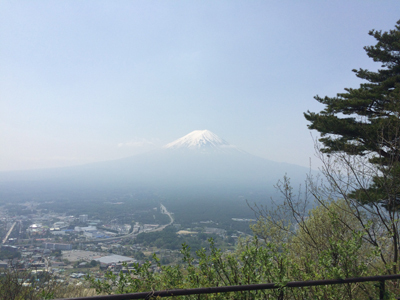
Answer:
[
  {"xmin": 134, "ymin": 226, "xmax": 223, "ymax": 252},
  {"xmin": 304, "ymin": 20, "xmax": 400, "ymax": 160},
  {"xmin": 88, "ymin": 208, "xmax": 384, "ymax": 299},
  {"xmin": 304, "ymin": 19, "xmax": 400, "ymax": 212},
  {"xmin": 303, "ymin": 20, "xmax": 400, "ymax": 276}
]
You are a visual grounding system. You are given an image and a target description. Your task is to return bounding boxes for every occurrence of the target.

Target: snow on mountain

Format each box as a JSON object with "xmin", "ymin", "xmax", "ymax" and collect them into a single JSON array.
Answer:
[
  {"xmin": 0, "ymin": 129, "xmax": 312, "ymax": 199},
  {"xmin": 163, "ymin": 130, "xmax": 232, "ymax": 150}
]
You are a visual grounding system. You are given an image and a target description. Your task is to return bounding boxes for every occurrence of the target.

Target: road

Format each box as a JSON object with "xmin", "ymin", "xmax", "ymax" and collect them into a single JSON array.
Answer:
[
  {"xmin": 80, "ymin": 203, "xmax": 173, "ymax": 243},
  {"xmin": 156, "ymin": 203, "xmax": 174, "ymax": 231},
  {"xmin": 2, "ymin": 221, "xmax": 16, "ymax": 244}
]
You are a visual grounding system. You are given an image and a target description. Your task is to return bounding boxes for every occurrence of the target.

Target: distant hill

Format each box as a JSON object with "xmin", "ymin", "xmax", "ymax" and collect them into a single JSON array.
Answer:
[{"xmin": 0, "ymin": 130, "xmax": 312, "ymax": 200}]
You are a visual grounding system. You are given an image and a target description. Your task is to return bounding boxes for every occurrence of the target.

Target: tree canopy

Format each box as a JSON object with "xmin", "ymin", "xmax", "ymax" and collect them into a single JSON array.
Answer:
[
  {"xmin": 304, "ymin": 20, "xmax": 400, "ymax": 211},
  {"xmin": 305, "ymin": 20, "xmax": 400, "ymax": 162}
]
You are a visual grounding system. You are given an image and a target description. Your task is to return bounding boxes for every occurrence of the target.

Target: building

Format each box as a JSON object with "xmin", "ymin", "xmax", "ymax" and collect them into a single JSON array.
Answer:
[
  {"xmin": 27, "ymin": 223, "xmax": 46, "ymax": 235},
  {"xmin": 43, "ymin": 243, "xmax": 72, "ymax": 250},
  {"xmin": 95, "ymin": 254, "xmax": 136, "ymax": 267},
  {"xmin": 79, "ymin": 214, "xmax": 88, "ymax": 223},
  {"xmin": 53, "ymin": 221, "xmax": 67, "ymax": 228},
  {"xmin": 74, "ymin": 225, "xmax": 96, "ymax": 232}
]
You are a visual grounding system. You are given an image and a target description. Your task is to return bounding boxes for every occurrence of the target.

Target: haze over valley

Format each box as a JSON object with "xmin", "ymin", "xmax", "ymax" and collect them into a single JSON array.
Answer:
[
  {"xmin": 0, "ymin": 129, "xmax": 310, "ymax": 266},
  {"xmin": 0, "ymin": 130, "xmax": 309, "ymax": 198},
  {"xmin": 0, "ymin": 129, "xmax": 311, "ymax": 236},
  {"xmin": 1, "ymin": 2, "xmax": 399, "ymax": 297}
]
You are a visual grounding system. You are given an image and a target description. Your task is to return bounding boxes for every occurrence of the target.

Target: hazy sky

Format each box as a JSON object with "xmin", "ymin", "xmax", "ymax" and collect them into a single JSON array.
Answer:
[{"xmin": 1, "ymin": 1, "xmax": 399, "ymax": 171}]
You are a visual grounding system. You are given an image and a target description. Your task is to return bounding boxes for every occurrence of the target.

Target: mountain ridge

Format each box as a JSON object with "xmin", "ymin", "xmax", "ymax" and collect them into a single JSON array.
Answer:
[{"xmin": 0, "ymin": 130, "xmax": 312, "ymax": 199}]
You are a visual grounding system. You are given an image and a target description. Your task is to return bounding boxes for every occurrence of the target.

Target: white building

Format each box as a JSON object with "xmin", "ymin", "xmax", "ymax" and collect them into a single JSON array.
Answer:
[
  {"xmin": 74, "ymin": 225, "xmax": 96, "ymax": 232},
  {"xmin": 79, "ymin": 214, "xmax": 88, "ymax": 223}
]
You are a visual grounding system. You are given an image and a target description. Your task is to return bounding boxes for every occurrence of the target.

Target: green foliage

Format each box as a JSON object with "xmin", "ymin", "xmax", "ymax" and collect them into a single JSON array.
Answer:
[
  {"xmin": 304, "ymin": 20, "xmax": 400, "ymax": 212},
  {"xmin": 0, "ymin": 249, "xmax": 21, "ymax": 260},
  {"xmin": 0, "ymin": 268, "xmax": 59, "ymax": 300},
  {"xmin": 253, "ymin": 199, "xmax": 385, "ymax": 299},
  {"xmin": 134, "ymin": 226, "xmax": 222, "ymax": 252},
  {"xmin": 299, "ymin": 19, "xmax": 400, "ymax": 278},
  {"xmin": 166, "ymin": 197, "xmax": 256, "ymax": 234},
  {"xmin": 52, "ymin": 249, "xmax": 62, "ymax": 258},
  {"xmin": 87, "ymin": 208, "xmax": 389, "ymax": 300},
  {"xmin": 90, "ymin": 260, "xmax": 99, "ymax": 267},
  {"xmin": 305, "ymin": 20, "xmax": 400, "ymax": 162}
]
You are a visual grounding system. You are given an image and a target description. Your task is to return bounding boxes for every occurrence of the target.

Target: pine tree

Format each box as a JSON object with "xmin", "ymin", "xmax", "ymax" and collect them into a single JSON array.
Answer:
[{"xmin": 304, "ymin": 20, "xmax": 400, "ymax": 211}]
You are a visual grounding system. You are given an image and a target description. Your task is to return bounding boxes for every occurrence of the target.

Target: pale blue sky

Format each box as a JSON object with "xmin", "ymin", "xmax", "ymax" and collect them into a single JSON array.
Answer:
[{"xmin": 1, "ymin": 1, "xmax": 399, "ymax": 171}]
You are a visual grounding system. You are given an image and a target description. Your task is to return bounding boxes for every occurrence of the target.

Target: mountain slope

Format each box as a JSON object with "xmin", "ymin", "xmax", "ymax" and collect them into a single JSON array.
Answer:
[{"xmin": 0, "ymin": 130, "xmax": 312, "ymax": 198}]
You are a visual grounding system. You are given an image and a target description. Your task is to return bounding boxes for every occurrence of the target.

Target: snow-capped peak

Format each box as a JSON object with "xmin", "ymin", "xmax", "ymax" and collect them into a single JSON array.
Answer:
[{"xmin": 163, "ymin": 130, "xmax": 231, "ymax": 150}]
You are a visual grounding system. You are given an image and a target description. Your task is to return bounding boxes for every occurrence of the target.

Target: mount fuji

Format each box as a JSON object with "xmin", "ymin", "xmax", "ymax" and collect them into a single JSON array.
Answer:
[
  {"xmin": 0, "ymin": 130, "xmax": 311, "ymax": 199},
  {"xmin": 163, "ymin": 130, "xmax": 232, "ymax": 151}
]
